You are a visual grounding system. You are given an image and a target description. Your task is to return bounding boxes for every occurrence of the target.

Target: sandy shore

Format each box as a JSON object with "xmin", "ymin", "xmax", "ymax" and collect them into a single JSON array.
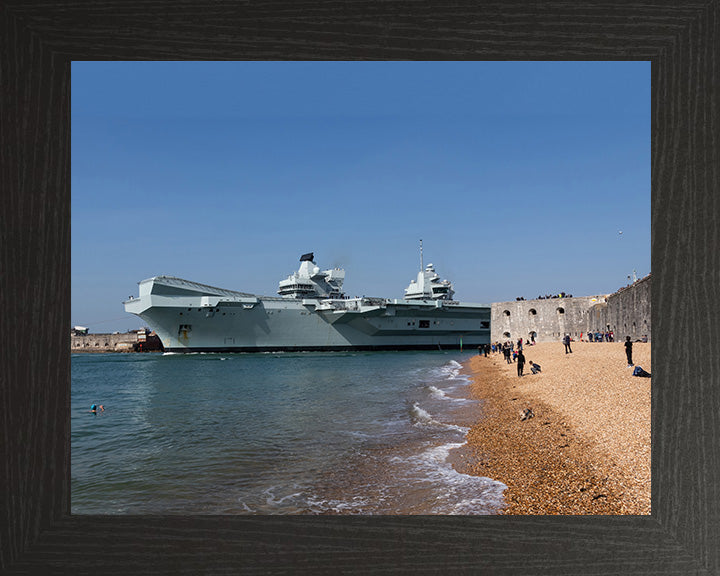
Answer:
[{"xmin": 463, "ymin": 340, "xmax": 651, "ymax": 515}]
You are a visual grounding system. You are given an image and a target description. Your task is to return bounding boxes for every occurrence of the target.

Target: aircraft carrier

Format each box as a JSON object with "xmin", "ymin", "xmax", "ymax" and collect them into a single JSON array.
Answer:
[{"xmin": 124, "ymin": 249, "xmax": 490, "ymax": 353}]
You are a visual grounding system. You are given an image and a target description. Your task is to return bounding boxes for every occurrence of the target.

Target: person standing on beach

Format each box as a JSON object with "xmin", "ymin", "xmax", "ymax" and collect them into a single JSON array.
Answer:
[
  {"xmin": 625, "ymin": 336, "xmax": 634, "ymax": 366},
  {"xmin": 503, "ymin": 343, "xmax": 512, "ymax": 364},
  {"xmin": 517, "ymin": 349, "xmax": 526, "ymax": 377},
  {"xmin": 563, "ymin": 333, "xmax": 572, "ymax": 354}
]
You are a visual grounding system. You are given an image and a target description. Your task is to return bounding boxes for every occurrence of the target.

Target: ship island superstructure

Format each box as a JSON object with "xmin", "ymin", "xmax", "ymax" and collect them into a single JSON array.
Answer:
[{"xmin": 124, "ymin": 251, "xmax": 490, "ymax": 353}]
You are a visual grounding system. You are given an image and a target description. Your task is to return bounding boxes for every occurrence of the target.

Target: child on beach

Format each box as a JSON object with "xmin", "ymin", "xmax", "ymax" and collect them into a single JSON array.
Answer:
[
  {"xmin": 625, "ymin": 336, "xmax": 634, "ymax": 366},
  {"xmin": 529, "ymin": 361, "xmax": 541, "ymax": 375}
]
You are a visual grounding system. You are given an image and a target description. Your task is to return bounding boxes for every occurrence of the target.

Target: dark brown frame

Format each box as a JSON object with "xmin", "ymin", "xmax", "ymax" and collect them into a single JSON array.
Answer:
[{"xmin": 1, "ymin": 2, "xmax": 717, "ymax": 574}]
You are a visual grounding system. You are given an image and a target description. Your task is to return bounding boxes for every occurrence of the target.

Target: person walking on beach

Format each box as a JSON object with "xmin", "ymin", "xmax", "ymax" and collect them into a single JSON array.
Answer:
[
  {"xmin": 563, "ymin": 333, "xmax": 572, "ymax": 354},
  {"xmin": 503, "ymin": 343, "xmax": 512, "ymax": 364},
  {"xmin": 517, "ymin": 350, "xmax": 526, "ymax": 377},
  {"xmin": 625, "ymin": 336, "xmax": 634, "ymax": 366}
]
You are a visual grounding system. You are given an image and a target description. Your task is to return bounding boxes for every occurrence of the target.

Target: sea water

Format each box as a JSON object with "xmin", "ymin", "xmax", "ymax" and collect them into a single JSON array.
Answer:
[{"xmin": 71, "ymin": 351, "xmax": 506, "ymax": 514}]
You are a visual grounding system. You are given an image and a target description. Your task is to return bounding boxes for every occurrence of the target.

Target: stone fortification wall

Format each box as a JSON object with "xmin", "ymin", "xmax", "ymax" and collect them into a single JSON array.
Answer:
[
  {"xmin": 491, "ymin": 295, "xmax": 608, "ymax": 343},
  {"xmin": 72, "ymin": 333, "xmax": 137, "ymax": 352},
  {"xmin": 490, "ymin": 274, "xmax": 651, "ymax": 343},
  {"xmin": 586, "ymin": 274, "xmax": 651, "ymax": 341},
  {"xmin": 71, "ymin": 330, "xmax": 164, "ymax": 352}
]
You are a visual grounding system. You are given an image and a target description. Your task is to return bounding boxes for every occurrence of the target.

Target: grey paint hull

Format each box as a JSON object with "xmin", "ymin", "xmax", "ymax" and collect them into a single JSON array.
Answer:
[{"xmin": 125, "ymin": 276, "xmax": 490, "ymax": 353}]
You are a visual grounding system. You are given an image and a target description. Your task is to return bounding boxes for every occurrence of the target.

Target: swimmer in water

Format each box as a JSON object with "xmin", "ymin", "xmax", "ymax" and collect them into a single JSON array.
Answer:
[
  {"xmin": 99, "ymin": 405, "xmax": 105, "ymax": 412},
  {"xmin": 90, "ymin": 404, "xmax": 97, "ymax": 413}
]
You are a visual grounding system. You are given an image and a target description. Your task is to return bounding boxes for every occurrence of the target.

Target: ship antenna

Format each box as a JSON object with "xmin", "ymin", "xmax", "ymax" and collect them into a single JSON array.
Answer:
[{"xmin": 420, "ymin": 239, "xmax": 424, "ymax": 271}]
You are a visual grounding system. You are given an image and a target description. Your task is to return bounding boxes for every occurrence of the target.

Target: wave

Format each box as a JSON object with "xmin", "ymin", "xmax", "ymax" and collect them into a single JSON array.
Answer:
[
  {"xmin": 427, "ymin": 385, "xmax": 474, "ymax": 403},
  {"xmin": 410, "ymin": 403, "xmax": 468, "ymax": 433},
  {"xmin": 428, "ymin": 385, "xmax": 448, "ymax": 399},
  {"xmin": 411, "ymin": 442, "xmax": 507, "ymax": 514}
]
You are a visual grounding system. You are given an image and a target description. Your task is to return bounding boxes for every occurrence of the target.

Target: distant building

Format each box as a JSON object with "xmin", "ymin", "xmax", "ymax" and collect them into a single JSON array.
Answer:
[{"xmin": 71, "ymin": 327, "xmax": 164, "ymax": 352}]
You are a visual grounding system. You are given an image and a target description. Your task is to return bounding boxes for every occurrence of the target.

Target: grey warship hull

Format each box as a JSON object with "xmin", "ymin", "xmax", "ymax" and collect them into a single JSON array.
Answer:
[{"xmin": 124, "ymin": 276, "xmax": 491, "ymax": 353}]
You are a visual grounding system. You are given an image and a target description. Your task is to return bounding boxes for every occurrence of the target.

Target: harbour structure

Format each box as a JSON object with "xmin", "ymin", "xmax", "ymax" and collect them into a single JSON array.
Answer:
[
  {"xmin": 491, "ymin": 273, "xmax": 651, "ymax": 343},
  {"xmin": 124, "ymin": 252, "xmax": 491, "ymax": 353},
  {"xmin": 71, "ymin": 328, "xmax": 163, "ymax": 352}
]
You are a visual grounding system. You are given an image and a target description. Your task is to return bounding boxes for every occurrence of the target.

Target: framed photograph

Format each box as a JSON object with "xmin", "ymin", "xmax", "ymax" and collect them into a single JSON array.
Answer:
[{"xmin": 2, "ymin": 2, "xmax": 717, "ymax": 574}]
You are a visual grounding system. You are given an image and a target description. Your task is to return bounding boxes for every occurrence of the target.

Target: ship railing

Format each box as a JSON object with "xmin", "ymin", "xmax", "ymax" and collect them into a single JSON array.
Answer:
[
  {"xmin": 317, "ymin": 300, "xmax": 350, "ymax": 311},
  {"xmin": 360, "ymin": 297, "xmax": 388, "ymax": 307},
  {"xmin": 315, "ymin": 296, "xmax": 389, "ymax": 312}
]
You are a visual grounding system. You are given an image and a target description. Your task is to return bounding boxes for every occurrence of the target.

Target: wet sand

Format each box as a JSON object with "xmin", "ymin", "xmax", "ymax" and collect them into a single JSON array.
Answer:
[{"xmin": 463, "ymin": 341, "xmax": 651, "ymax": 515}]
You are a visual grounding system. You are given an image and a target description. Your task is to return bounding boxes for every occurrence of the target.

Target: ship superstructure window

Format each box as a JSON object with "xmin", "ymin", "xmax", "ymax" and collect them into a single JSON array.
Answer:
[{"xmin": 419, "ymin": 320, "xmax": 430, "ymax": 328}]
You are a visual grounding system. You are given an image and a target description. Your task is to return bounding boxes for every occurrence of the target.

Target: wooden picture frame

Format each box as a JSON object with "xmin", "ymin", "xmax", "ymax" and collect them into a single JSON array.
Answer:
[{"xmin": 2, "ymin": 2, "xmax": 717, "ymax": 574}]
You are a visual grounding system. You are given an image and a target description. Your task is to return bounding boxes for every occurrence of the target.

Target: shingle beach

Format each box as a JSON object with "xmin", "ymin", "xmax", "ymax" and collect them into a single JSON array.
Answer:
[{"xmin": 463, "ymin": 341, "xmax": 651, "ymax": 515}]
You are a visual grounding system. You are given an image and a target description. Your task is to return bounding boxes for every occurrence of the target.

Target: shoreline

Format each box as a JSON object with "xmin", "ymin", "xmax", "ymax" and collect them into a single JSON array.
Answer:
[{"xmin": 462, "ymin": 341, "xmax": 651, "ymax": 515}]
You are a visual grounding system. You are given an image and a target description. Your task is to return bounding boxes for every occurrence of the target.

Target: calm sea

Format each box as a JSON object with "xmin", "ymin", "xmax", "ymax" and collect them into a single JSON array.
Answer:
[{"xmin": 71, "ymin": 351, "xmax": 506, "ymax": 515}]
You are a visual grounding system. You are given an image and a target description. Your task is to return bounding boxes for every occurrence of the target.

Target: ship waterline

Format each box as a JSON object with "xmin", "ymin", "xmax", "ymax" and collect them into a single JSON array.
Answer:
[{"xmin": 124, "ymin": 253, "xmax": 490, "ymax": 353}]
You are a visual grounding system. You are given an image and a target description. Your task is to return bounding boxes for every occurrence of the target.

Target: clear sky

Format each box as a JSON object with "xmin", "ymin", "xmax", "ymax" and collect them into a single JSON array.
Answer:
[{"xmin": 72, "ymin": 61, "xmax": 650, "ymax": 333}]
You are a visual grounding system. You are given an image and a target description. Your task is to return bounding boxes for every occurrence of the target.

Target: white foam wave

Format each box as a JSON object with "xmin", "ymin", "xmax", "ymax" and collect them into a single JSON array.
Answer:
[
  {"xmin": 428, "ymin": 385, "xmax": 474, "ymax": 403},
  {"xmin": 263, "ymin": 486, "xmax": 305, "ymax": 506},
  {"xmin": 410, "ymin": 402, "xmax": 439, "ymax": 426},
  {"xmin": 236, "ymin": 500, "xmax": 255, "ymax": 513},
  {"xmin": 428, "ymin": 385, "xmax": 447, "ymax": 399},
  {"xmin": 405, "ymin": 442, "xmax": 507, "ymax": 514},
  {"xmin": 410, "ymin": 403, "xmax": 469, "ymax": 433},
  {"xmin": 306, "ymin": 495, "xmax": 370, "ymax": 514},
  {"xmin": 426, "ymin": 359, "xmax": 466, "ymax": 383}
]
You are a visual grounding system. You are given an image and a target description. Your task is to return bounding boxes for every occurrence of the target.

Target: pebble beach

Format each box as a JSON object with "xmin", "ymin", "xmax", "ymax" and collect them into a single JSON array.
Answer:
[{"xmin": 463, "ymin": 340, "xmax": 651, "ymax": 515}]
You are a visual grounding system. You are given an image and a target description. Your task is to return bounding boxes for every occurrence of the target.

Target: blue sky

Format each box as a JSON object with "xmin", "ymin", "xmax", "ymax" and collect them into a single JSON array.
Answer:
[{"xmin": 72, "ymin": 61, "xmax": 650, "ymax": 333}]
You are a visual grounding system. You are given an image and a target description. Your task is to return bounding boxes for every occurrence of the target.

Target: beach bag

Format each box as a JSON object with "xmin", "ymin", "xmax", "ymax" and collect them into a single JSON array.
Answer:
[{"xmin": 633, "ymin": 366, "xmax": 651, "ymax": 378}]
